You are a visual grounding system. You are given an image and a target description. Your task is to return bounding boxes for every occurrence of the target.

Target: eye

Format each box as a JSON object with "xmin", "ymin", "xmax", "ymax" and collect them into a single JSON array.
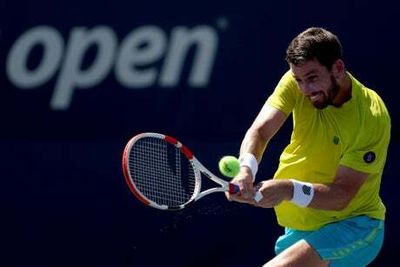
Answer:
[
  {"xmin": 295, "ymin": 79, "xmax": 305, "ymax": 87},
  {"xmin": 307, "ymin": 75, "xmax": 318, "ymax": 83}
]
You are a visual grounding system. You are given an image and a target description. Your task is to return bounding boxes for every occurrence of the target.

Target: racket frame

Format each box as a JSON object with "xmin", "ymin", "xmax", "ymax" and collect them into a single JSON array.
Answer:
[{"xmin": 122, "ymin": 132, "xmax": 238, "ymax": 210}]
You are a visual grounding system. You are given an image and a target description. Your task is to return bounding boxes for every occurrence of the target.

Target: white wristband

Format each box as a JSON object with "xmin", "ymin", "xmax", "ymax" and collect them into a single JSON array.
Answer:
[
  {"xmin": 290, "ymin": 179, "xmax": 314, "ymax": 207},
  {"xmin": 239, "ymin": 153, "xmax": 258, "ymax": 181}
]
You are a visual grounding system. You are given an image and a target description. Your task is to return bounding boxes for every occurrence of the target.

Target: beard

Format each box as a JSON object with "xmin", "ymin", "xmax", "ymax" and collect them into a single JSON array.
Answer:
[{"xmin": 311, "ymin": 75, "xmax": 340, "ymax": 109}]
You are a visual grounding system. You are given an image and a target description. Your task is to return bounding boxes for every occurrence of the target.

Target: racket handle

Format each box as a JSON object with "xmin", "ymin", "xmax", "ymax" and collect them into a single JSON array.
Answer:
[
  {"xmin": 228, "ymin": 183, "xmax": 263, "ymax": 203},
  {"xmin": 228, "ymin": 183, "xmax": 240, "ymax": 194}
]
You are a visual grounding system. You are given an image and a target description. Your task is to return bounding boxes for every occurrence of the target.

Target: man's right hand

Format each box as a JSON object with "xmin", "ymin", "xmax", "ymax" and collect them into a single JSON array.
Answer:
[{"xmin": 225, "ymin": 166, "xmax": 256, "ymax": 204}]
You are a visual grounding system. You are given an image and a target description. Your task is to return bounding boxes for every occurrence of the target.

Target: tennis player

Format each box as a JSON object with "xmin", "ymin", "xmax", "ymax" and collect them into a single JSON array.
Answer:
[{"xmin": 227, "ymin": 27, "xmax": 390, "ymax": 266}]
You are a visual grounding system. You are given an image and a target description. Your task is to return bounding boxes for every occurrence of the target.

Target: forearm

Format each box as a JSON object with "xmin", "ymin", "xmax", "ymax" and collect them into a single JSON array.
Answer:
[
  {"xmin": 308, "ymin": 183, "xmax": 353, "ymax": 211},
  {"xmin": 239, "ymin": 127, "xmax": 269, "ymax": 162},
  {"xmin": 239, "ymin": 104, "xmax": 288, "ymax": 162},
  {"xmin": 307, "ymin": 166, "xmax": 367, "ymax": 211},
  {"xmin": 286, "ymin": 180, "xmax": 356, "ymax": 211},
  {"xmin": 253, "ymin": 168, "xmax": 363, "ymax": 211}
]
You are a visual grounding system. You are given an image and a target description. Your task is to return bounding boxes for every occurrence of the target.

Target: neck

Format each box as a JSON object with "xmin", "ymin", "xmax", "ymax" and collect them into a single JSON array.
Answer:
[{"xmin": 332, "ymin": 72, "xmax": 352, "ymax": 107}]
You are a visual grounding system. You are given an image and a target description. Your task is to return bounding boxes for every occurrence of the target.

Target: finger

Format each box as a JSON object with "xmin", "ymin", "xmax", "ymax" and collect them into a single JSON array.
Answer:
[
  {"xmin": 225, "ymin": 187, "xmax": 240, "ymax": 202},
  {"xmin": 239, "ymin": 186, "xmax": 251, "ymax": 199},
  {"xmin": 235, "ymin": 180, "xmax": 248, "ymax": 197},
  {"xmin": 237, "ymin": 179, "xmax": 246, "ymax": 191},
  {"xmin": 227, "ymin": 191, "xmax": 254, "ymax": 204}
]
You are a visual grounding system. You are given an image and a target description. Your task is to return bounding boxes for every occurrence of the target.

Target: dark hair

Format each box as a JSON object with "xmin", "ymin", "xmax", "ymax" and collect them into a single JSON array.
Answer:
[{"xmin": 285, "ymin": 27, "xmax": 343, "ymax": 69}]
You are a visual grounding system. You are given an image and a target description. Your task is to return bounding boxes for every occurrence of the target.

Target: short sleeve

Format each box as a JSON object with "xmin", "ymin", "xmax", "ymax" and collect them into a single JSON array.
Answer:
[
  {"xmin": 266, "ymin": 70, "xmax": 300, "ymax": 115},
  {"xmin": 340, "ymin": 147, "xmax": 387, "ymax": 174},
  {"xmin": 340, "ymin": 118, "xmax": 390, "ymax": 174}
]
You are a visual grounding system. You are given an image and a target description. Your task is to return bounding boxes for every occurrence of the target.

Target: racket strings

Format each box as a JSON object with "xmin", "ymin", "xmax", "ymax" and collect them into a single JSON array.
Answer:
[{"xmin": 129, "ymin": 137, "xmax": 196, "ymax": 207}]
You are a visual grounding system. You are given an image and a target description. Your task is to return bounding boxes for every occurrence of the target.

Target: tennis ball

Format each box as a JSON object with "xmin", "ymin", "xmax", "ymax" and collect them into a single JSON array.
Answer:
[{"xmin": 218, "ymin": 156, "xmax": 240, "ymax": 178}]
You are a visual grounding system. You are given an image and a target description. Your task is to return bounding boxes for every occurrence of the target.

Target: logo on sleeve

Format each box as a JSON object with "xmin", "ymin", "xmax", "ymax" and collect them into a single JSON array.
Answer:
[{"xmin": 363, "ymin": 151, "xmax": 376, "ymax": 163}]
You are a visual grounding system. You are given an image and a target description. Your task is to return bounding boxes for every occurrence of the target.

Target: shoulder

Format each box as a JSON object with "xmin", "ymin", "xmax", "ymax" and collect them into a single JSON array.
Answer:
[
  {"xmin": 350, "ymin": 73, "xmax": 390, "ymax": 121},
  {"xmin": 267, "ymin": 70, "xmax": 302, "ymax": 115},
  {"xmin": 273, "ymin": 70, "xmax": 302, "ymax": 98},
  {"xmin": 278, "ymin": 70, "xmax": 298, "ymax": 87},
  {"xmin": 349, "ymin": 74, "xmax": 391, "ymax": 154}
]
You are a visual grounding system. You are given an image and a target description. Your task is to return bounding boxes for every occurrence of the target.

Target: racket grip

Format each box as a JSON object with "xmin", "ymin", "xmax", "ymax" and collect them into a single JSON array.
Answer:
[
  {"xmin": 228, "ymin": 183, "xmax": 240, "ymax": 194},
  {"xmin": 228, "ymin": 184, "xmax": 263, "ymax": 203}
]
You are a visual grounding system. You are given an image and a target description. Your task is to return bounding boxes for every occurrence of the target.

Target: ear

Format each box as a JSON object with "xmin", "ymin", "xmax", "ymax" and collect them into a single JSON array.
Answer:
[{"xmin": 332, "ymin": 59, "xmax": 346, "ymax": 79}]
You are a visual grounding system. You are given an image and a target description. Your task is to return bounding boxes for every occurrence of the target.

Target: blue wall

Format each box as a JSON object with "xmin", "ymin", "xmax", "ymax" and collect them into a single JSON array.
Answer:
[{"xmin": 1, "ymin": 1, "xmax": 399, "ymax": 266}]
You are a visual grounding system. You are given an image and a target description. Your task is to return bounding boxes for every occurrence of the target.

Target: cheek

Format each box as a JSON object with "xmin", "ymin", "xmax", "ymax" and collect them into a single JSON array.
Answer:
[
  {"xmin": 317, "ymin": 81, "xmax": 332, "ymax": 94},
  {"xmin": 297, "ymin": 82, "xmax": 319, "ymax": 93},
  {"xmin": 296, "ymin": 82, "xmax": 306, "ymax": 93},
  {"xmin": 308, "ymin": 82, "xmax": 324, "ymax": 93}
]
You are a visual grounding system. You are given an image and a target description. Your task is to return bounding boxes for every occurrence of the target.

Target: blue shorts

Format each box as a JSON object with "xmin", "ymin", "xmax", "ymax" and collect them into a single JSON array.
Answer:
[{"xmin": 274, "ymin": 216, "xmax": 384, "ymax": 267}]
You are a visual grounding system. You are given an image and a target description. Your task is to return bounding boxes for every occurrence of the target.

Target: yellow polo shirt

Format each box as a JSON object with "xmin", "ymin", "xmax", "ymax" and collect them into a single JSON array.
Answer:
[{"xmin": 266, "ymin": 71, "xmax": 391, "ymax": 231}]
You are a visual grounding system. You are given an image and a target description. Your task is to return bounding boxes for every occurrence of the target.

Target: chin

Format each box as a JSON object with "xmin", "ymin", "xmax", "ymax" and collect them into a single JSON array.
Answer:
[{"xmin": 312, "ymin": 101, "xmax": 329, "ymax": 109}]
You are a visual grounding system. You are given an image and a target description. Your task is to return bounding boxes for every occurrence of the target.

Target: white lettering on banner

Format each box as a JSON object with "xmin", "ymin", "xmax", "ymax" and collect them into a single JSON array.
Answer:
[
  {"xmin": 159, "ymin": 26, "xmax": 218, "ymax": 87},
  {"xmin": 51, "ymin": 26, "xmax": 117, "ymax": 110},
  {"xmin": 6, "ymin": 26, "xmax": 64, "ymax": 88},
  {"xmin": 6, "ymin": 24, "xmax": 220, "ymax": 110},
  {"xmin": 115, "ymin": 26, "xmax": 167, "ymax": 88}
]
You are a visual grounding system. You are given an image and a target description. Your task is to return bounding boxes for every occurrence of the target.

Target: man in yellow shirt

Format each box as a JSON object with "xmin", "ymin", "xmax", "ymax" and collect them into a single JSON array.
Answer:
[{"xmin": 227, "ymin": 27, "xmax": 390, "ymax": 266}]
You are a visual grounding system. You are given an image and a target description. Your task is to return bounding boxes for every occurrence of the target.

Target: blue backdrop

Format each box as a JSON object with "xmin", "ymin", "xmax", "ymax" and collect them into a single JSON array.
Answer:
[{"xmin": 1, "ymin": 1, "xmax": 399, "ymax": 266}]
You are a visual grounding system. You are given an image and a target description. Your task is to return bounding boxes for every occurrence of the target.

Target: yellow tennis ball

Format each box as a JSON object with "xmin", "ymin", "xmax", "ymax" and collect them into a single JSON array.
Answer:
[{"xmin": 218, "ymin": 156, "xmax": 240, "ymax": 178}]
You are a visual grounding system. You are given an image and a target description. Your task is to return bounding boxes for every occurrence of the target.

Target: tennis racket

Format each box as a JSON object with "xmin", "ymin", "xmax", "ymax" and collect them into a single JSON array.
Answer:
[{"xmin": 122, "ymin": 132, "xmax": 262, "ymax": 210}]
